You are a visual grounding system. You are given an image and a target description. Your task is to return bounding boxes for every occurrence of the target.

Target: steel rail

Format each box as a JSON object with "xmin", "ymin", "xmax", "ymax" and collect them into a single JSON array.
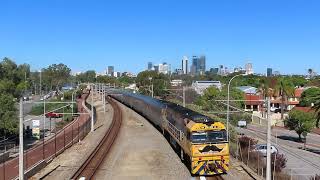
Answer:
[{"xmin": 71, "ymin": 96, "xmax": 122, "ymax": 180}]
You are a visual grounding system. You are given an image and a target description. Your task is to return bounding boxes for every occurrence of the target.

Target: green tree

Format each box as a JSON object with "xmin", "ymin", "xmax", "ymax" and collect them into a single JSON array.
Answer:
[
  {"xmin": 96, "ymin": 75, "xmax": 118, "ymax": 85},
  {"xmin": 42, "ymin": 63, "xmax": 71, "ymax": 90},
  {"xmin": 312, "ymin": 93, "xmax": 320, "ymax": 127},
  {"xmin": 196, "ymin": 86, "xmax": 244, "ymax": 112},
  {"xmin": 300, "ymin": 88, "xmax": 320, "ymax": 107},
  {"xmin": 136, "ymin": 71, "xmax": 169, "ymax": 97},
  {"xmin": 274, "ymin": 78, "xmax": 295, "ymax": 119},
  {"xmin": 0, "ymin": 93, "xmax": 18, "ymax": 137},
  {"xmin": 76, "ymin": 70, "xmax": 96, "ymax": 83},
  {"xmin": 285, "ymin": 109, "xmax": 315, "ymax": 141}
]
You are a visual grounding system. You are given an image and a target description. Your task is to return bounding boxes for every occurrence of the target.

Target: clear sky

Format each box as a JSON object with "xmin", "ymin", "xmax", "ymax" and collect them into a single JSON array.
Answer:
[{"xmin": 1, "ymin": 0, "xmax": 320, "ymax": 75}]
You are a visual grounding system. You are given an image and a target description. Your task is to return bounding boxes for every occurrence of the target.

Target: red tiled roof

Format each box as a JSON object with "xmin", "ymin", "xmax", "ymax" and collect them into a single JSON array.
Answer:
[
  {"xmin": 293, "ymin": 106, "xmax": 314, "ymax": 113},
  {"xmin": 245, "ymin": 94, "xmax": 263, "ymax": 105},
  {"xmin": 294, "ymin": 88, "xmax": 304, "ymax": 98}
]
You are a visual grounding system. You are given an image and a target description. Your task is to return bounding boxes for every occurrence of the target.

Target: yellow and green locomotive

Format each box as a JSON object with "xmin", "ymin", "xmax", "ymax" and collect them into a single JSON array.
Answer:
[{"xmin": 110, "ymin": 91, "xmax": 229, "ymax": 176}]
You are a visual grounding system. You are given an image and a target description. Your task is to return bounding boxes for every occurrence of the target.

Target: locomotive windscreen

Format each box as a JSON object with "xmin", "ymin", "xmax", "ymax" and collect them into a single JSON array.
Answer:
[{"xmin": 191, "ymin": 130, "xmax": 227, "ymax": 143}]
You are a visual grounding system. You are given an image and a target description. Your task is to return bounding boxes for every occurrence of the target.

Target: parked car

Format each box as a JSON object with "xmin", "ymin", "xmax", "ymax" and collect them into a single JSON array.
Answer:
[
  {"xmin": 45, "ymin": 112, "xmax": 63, "ymax": 118},
  {"xmin": 253, "ymin": 144, "xmax": 278, "ymax": 157},
  {"xmin": 274, "ymin": 108, "xmax": 281, "ymax": 113},
  {"xmin": 270, "ymin": 107, "xmax": 278, "ymax": 112}
]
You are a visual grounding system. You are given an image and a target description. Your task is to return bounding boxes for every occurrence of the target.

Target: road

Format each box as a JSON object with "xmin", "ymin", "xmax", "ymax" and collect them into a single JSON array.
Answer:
[{"xmin": 237, "ymin": 124, "xmax": 320, "ymax": 179}]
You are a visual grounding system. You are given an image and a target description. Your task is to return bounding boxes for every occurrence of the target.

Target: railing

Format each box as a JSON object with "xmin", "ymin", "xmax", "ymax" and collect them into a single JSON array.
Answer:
[{"xmin": 0, "ymin": 91, "xmax": 95, "ymax": 180}]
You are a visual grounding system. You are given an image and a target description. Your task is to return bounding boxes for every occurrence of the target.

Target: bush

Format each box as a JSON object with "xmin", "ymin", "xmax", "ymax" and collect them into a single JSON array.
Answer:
[
  {"xmin": 271, "ymin": 153, "xmax": 287, "ymax": 172},
  {"xmin": 238, "ymin": 136, "xmax": 258, "ymax": 149},
  {"xmin": 311, "ymin": 174, "xmax": 320, "ymax": 180}
]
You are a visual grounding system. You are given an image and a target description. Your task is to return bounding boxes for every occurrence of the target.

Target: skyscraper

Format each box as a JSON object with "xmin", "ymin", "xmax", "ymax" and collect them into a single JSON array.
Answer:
[
  {"xmin": 245, "ymin": 63, "xmax": 253, "ymax": 75},
  {"xmin": 191, "ymin": 55, "xmax": 206, "ymax": 75},
  {"xmin": 148, "ymin": 62, "xmax": 153, "ymax": 71},
  {"xmin": 154, "ymin": 62, "xmax": 171, "ymax": 74},
  {"xmin": 198, "ymin": 56, "xmax": 206, "ymax": 75},
  {"xmin": 107, "ymin": 66, "xmax": 114, "ymax": 76},
  {"xmin": 267, "ymin": 68, "xmax": 273, "ymax": 77},
  {"xmin": 182, "ymin": 56, "xmax": 188, "ymax": 74}
]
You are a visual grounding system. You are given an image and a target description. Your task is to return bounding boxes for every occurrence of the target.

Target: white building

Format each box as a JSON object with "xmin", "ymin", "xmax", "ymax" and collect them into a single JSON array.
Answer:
[
  {"xmin": 192, "ymin": 81, "xmax": 222, "ymax": 95},
  {"xmin": 182, "ymin": 56, "xmax": 188, "ymax": 74},
  {"xmin": 171, "ymin": 79, "xmax": 183, "ymax": 87},
  {"xmin": 113, "ymin": 71, "xmax": 121, "ymax": 77},
  {"xmin": 157, "ymin": 63, "xmax": 171, "ymax": 74},
  {"xmin": 245, "ymin": 63, "xmax": 254, "ymax": 75}
]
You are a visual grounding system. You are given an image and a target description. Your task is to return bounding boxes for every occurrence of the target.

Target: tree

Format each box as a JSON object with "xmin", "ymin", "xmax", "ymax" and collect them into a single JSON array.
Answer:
[
  {"xmin": 196, "ymin": 86, "xmax": 244, "ymax": 117},
  {"xmin": 274, "ymin": 78, "xmax": 295, "ymax": 119},
  {"xmin": 285, "ymin": 109, "xmax": 315, "ymax": 141},
  {"xmin": 136, "ymin": 71, "xmax": 170, "ymax": 97},
  {"xmin": 42, "ymin": 63, "xmax": 71, "ymax": 90},
  {"xmin": 0, "ymin": 93, "xmax": 18, "ymax": 137},
  {"xmin": 312, "ymin": 93, "xmax": 320, "ymax": 127},
  {"xmin": 76, "ymin": 70, "xmax": 96, "ymax": 83},
  {"xmin": 300, "ymin": 87, "xmax": 320, "ymax": 107}
]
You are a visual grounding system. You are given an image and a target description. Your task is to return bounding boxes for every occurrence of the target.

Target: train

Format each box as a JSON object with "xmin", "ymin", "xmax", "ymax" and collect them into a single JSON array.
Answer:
[{"xmin": 108, "ymin": 89, "xmax": 229, "ymax": 176}]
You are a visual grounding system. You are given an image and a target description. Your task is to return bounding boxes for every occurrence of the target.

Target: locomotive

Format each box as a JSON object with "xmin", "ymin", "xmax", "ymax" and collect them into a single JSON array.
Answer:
[{"xmin": 109, "ymin": 90, "xmax": 229, "ymax": 176}]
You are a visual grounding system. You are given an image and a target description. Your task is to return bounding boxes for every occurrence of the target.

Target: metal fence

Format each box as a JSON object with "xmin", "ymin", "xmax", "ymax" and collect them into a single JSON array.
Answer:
[{"xmin": 0, "ymin": 92, "xmax": 95, "ymax": 180}]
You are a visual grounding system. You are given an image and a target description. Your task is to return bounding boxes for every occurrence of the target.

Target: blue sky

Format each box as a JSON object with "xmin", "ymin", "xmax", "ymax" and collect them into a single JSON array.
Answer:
[{"xmin": 1, "ymin": 0, "xmax": 320, "ymax": 75}]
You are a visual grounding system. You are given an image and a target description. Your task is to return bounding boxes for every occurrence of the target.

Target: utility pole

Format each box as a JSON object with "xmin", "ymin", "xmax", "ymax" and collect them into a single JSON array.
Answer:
[
  {"xmin": 266, "ymin": 97, "xmax": 271, "ymax": 180},
  {"xmin": 39, "ymin": 70, "xmax": 42, "ymax": 96},
  {"xmin": 19, "ymin": 98, "xmax": 24, "ymax": 180},
  {"xmin": 183, "ymin": 86, "xmax": 186, "ymax": 107},
  {"xmin": 103, "ymin": 87, "xmax": 106, "ymax": 114},
  {"xmin": 151, "ymin": 83, "xmax": 154, "ymax": 98},
  {"xmin": 91, "ymin": 86, "xmax": 94, "ymax": 132}
]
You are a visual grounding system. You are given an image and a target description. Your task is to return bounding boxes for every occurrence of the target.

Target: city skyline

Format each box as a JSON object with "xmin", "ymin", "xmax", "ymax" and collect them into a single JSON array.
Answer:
[{"xmin": 1, "ymin": 0, "xmax": 320, "ymax": 75}]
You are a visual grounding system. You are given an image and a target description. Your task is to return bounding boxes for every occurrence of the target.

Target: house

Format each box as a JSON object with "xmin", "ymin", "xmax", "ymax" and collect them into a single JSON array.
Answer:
[
  {"xmin": 171, "ymin": 79, "xmax": 183, "ymax": 87},
  {"xmin": 237, "ymin": 86, "xmax": 263, "ymax": 112},
  {"xmin": 192, "ymin": 81, "xmax": 222, "ymax": 95},
  {"xmin": 270, "ymin": 87, "xmax": 305, "ymax": 111}
]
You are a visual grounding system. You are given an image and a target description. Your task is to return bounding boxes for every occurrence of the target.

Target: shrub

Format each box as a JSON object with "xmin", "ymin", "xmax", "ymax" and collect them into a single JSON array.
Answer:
[
  {"xmin": 271, "ymin": 153, "xmax": 287, "ymax": 172},
  {"xmin": 238, "ymin": 136, "xmax": 258, "ymax": 149}
]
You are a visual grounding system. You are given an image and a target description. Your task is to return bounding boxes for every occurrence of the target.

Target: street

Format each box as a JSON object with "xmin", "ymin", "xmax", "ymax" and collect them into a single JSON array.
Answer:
[{"xmin": 237, "ymin": 124, "xmax": 320, "ymax": 179}]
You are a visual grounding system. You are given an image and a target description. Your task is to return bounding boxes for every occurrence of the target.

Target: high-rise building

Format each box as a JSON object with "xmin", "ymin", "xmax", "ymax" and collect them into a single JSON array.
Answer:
[
  {"xmin": 267, "ymin": 68, "xmax": 273, "ymax": 77},
  {"xmin": 175, "ymin": 68, "xmax": 183, "ymax": 75},
  {"xmin": 182, "ymin": 56, "xmax": 188, "ymax": 74},
  {"xmin": 245, "ymin": 63, "xmax": 253, "ymax": 75},
  {"xmin": 198, "ymin": 56, "xmax": 206, "ymax": 75},
  {"xmin": 210, "ymin": 68, "xmax": 219, "ymax": 75},
  {"xmin": 148, "ymin": 62, "xmax": 153, "ymax": 71},
  {"xmin": 107, "ymin": 66, "xmax": 114, "ymax": 76},
  {"xmin": 218, "ymin": 65, "xmax": 224, "ymax": 75},
  {"xmin": 191, "ymin": 55, "xmax": 206, "ymax": 75},
  {"xmin": 154, "ymin": 62, "xmax": 171, "ymax": 74},
  {"xmin": 273, "ymin": 71, "xmax": 280, "ymax": 76}
]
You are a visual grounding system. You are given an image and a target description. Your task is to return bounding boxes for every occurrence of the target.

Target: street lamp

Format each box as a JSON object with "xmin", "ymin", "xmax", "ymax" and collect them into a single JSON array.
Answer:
[
  {"xmin": 148, "ymin": 77, "xmax": 153, "ymax": 98},
  {"xmin": 71, "ymin": 90, "xmax": 77, "ymax": 117},
  {"xmin": 227, "ymin": 73, "xmax": 246, "ymax": 141}
]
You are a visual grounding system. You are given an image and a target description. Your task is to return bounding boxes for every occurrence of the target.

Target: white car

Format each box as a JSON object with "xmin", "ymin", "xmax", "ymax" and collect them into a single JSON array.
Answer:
[{"xmin": 254, "ymin": 144, "xmax": 278, "ymax": 157}]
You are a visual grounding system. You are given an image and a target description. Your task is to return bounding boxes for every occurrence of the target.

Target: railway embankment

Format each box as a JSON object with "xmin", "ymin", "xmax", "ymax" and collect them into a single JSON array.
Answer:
[{"xmin": 31, "ymin": 93, "xmax": 112, "ymax": 180}]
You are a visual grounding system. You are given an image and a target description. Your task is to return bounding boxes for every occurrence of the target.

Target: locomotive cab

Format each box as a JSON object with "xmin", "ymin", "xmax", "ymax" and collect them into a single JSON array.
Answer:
[{"xmin": 186, "ymin": 121, "xmax": 230, "ymax": 175}]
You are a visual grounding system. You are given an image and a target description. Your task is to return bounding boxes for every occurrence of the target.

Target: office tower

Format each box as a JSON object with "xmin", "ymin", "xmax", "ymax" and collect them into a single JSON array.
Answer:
[
  {"xmin": 267, "ymin": 68, "xmax": 273, "ymax": 77},
  {"xmin": 182, "ymin": 56, "xmax": 188, "ymax": 74},
  {"xmin": 108, "ymin": 66, "xmax": 114, "ymax": 76},
  {"xmin": 198, "ymin": 56, "xmax": 206, "ymax": 75},
  {"xmin": 245, "ymin": 63, "xmax": 253, "ymax": 75},
  {"xmin": 148, "ymin": 62, "xmax": 153, "ymax": 71},
  {"xmin": 191, "ymin": 55, "xmax": 206, "ymax": 75}
]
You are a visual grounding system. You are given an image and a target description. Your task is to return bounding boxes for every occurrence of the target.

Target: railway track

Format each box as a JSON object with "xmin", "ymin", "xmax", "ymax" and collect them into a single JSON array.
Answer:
[
  {"xmin": 71, "ymin": 96, "xmax": 122, "ymax": 180},
  {"xmin": 195, "ymin": 175, "xmax": 224, "ymax": 180}
]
